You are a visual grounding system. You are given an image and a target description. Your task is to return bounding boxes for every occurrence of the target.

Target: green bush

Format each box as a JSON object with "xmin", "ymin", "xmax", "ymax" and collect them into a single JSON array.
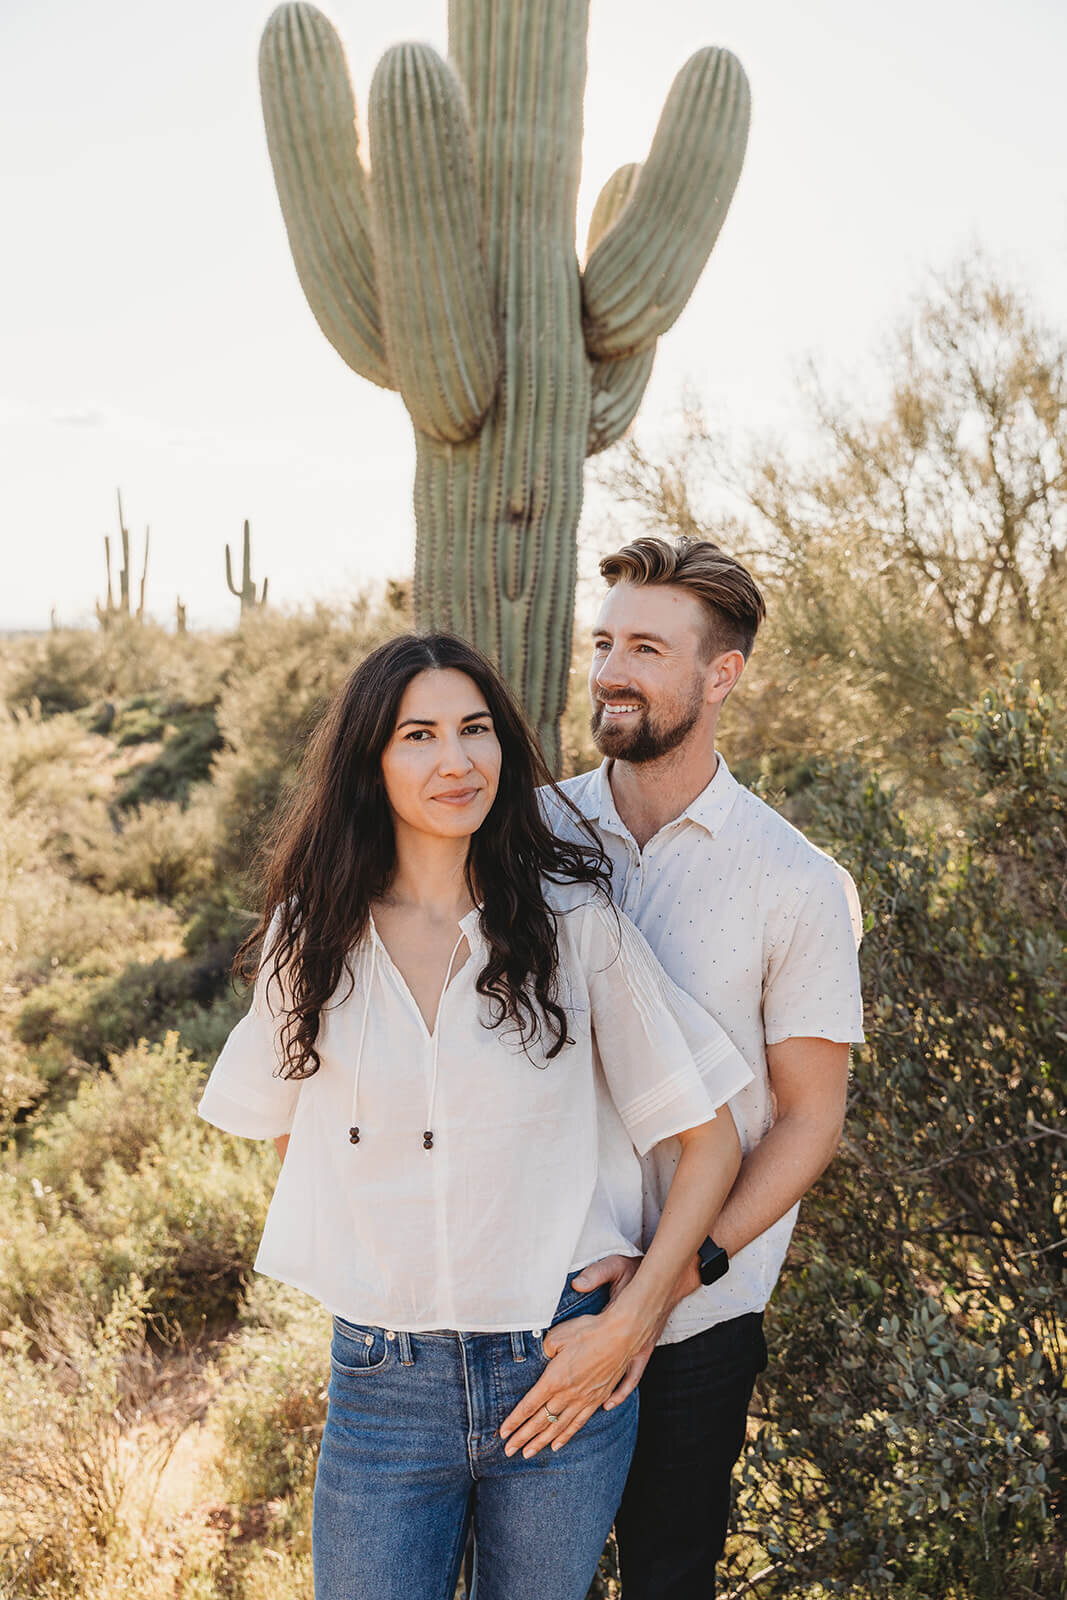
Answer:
[
  {"xmin": 115, "ymin": 706, "xmax": 224, "ymax": 809},
  {"xmin": 67, "ymin": 796, "xmax": 218, "ymax": 903},
  {"xmin": 16, "ymin": 942, "xmax": 237, "ymax": 1065},
  {"xmin": 726, "ymin": 670, "xmax": 1066, "ymax": 1598},
  {"xmin": 214, "ymin": 1280, "xmax": 330, "ymax": 1507},
  {"xmin": 0, "ymin": 1035, "xmax": 275, "ymax": 1332}
]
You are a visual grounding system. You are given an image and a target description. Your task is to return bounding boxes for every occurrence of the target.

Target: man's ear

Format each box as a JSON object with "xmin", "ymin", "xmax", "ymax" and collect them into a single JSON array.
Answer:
[{"xmin": 706, "ymin": 649, "xmax": 746, "ymax": 705}]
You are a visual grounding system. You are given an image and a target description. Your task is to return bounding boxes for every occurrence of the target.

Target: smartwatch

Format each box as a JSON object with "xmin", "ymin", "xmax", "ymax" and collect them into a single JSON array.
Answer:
[{"xmin": 697, "ymin": 1235, "xmax": 730, "ymax": 1287}]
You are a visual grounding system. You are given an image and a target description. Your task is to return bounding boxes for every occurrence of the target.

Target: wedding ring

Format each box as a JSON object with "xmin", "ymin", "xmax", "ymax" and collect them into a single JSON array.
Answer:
[{"xmin": 543, "ymin": 1404, "xmax": 560, "ymax": 1423}]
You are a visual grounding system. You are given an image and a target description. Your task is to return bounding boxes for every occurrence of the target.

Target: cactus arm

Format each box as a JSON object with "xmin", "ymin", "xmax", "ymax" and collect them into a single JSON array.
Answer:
[
  {"xmin": 101, "ymin": 534, "xmax": 114, "ymax": 614},
  {"xmin": 260, "ymin": 3, "xmax": 394, "ymax": 390},
  {"xmin": 368, "ymin": 44, "xmax": 499, "ymax": 443},
  {"xmin": 583, "ymin": 163, "xmax": 656, "ymax": 455},
  {"xmin": 138, "ymin": 526, "xmax": 150, "ymax": 619},
  {"xmin": 588, "ymin": 347, "xmax": 656, "ymax": 456},
  {"xmin": 261, "ymin": 575, "xmax": 269, "ymax": 606},
  {"xmin": 225, "ymin": 544, "xmax": 240, "ymax": 599},
  {"xmin": 582, "ymin": 47, "xmax": 750, "ymax": 359},
  {"xmin": 586, "ymin": 163, "xmax": 642, "ymax": 257}
]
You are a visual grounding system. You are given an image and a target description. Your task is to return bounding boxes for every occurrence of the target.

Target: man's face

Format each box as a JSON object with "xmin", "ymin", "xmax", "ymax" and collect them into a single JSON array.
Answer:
[{"xmin": 589, "ymin": 582, "xmax": 713, "ymax": 763}]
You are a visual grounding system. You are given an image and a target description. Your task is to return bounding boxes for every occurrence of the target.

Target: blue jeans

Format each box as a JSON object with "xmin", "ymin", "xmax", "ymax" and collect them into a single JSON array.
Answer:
[{"xmin": 312, "ymin": 1277, "xmax": 638, "ymax": 1600}]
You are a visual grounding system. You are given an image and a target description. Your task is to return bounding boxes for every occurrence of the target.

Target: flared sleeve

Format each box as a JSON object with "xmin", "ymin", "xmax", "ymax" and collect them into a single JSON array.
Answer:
[
  {"xmin": 575, "ymin": 896, "xmax": 753, "ymax": 1157},
  {"xmin": 197, "ymin": 908, "xmax": 303, "ymax": 1140}
]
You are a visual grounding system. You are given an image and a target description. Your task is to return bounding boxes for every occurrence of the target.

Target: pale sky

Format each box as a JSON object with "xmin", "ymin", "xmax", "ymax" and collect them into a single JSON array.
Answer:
[{"xmin": 2, "ymin": 0, "xmax": 1065, "ymax": 630}]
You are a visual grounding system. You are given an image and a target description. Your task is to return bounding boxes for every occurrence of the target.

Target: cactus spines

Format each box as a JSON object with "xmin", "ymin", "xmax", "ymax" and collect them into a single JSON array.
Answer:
[
  {"xmin": 260, "ymin": 1, "xmax": 750, "ymax": 765},
  {"xmin": 96, "ymin": 490, "xmax": 150, "ymax": 626},
  {"xmin": 226, "ymin": 520, "xmax": 269, "ymax": 616}
]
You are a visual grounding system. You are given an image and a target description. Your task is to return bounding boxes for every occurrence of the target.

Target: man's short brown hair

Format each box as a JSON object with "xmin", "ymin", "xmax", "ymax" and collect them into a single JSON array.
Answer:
[{"xmin": 599, "ymin": 536, "xmax": 766, "ymax": 661}]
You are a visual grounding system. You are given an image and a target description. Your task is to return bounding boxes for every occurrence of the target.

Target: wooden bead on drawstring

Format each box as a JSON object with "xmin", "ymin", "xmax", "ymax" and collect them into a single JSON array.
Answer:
[
  {"xmin": 423, "ymin": 1130, "xmax": 434, "ymax": 1150},
  {"xmin": 349, "ymin": 1127, "xmax": 360, "ymax": 1145}
]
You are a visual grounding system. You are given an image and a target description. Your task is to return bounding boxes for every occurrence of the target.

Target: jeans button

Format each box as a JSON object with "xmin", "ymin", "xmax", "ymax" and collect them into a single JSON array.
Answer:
[{"xmin": 364, "ymin": 1334, "xmax": 374, "ymax": 1346}]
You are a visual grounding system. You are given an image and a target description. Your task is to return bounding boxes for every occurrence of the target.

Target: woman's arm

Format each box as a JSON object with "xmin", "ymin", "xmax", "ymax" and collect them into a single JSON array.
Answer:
[
  {"xmin": 500, "ymin": 1109, "xmax": 741, "ymax": 1458},
  {"xmin": 274, "ymin": 1134, "xmax": 290, "ymax": 1164}
]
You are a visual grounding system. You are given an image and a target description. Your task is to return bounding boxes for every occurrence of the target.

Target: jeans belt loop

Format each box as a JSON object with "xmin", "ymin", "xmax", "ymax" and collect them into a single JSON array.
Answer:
[
  {"xmin": 397, "ymin": 1329, "xmax": 414, "ymax": 1366},
  {"xmin": 510, "ymin": 1329, "xmax": 526, "ymax": 1363}
]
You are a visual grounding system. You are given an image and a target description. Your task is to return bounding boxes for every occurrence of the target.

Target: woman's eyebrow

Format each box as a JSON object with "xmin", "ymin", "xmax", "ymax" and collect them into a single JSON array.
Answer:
[{"xmin": 396, "ymin": 708, "xmax": 493, "ymax": 729}]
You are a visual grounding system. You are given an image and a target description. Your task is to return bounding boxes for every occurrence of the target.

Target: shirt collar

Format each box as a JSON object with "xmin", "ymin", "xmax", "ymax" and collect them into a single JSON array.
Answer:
[{"xmin": 588, "ymin": 752, "xmax": 741, "ymax": 842}]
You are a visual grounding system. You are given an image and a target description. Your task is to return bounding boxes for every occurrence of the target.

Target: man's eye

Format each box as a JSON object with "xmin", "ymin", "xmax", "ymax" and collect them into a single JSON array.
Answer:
[
  {"xmin": 637, "ymin": 644, "xmax": 658, "ymax": 654},
  {"xmin": 593, "ymin": 640, "xmax": 610, "ymax": 651}
]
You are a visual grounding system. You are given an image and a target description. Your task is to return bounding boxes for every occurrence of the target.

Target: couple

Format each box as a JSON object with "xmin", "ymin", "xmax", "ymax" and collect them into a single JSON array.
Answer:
[{"xmin": 198, "ymin": 535, "xmax": 864, "ymax": 1600}]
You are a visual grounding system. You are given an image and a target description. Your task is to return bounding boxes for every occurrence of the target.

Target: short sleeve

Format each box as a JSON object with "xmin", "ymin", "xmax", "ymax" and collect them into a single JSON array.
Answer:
[
  {"xmin": 197, "ymin": 909, "xmax": 303, "ymax": 1140},
  {"xmin": 576, "ymin": 898, "xmax": 753, "ymax": 1157},
  {"xmin": 762, "ymin": 858, "xmax": 866, "ymax": 1047}
]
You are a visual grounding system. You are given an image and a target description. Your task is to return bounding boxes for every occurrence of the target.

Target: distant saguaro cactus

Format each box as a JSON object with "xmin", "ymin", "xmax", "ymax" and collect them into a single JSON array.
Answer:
[
  {"xmin": 96, "ymin": 489, "xmax": 149, "ymax": 627},
  {"xmin": 225, "ymin": 520, "xmax": 269, "ymax": 618},
  {"xmin": 260, "ymin": 1, "xmax": 750, "ymax": 764}
]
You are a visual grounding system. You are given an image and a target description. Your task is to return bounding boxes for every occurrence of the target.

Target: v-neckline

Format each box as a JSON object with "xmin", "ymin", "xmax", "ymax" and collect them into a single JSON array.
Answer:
[{"xmin": 367, "ymin": 912, "xmax": 475, "ymax": 1040}]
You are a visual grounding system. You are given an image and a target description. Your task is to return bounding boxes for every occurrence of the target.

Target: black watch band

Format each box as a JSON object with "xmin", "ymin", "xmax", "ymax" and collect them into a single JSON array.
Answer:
[{"xmin": 697, "ymin": 1235, "xmax": 730, "ymax": 1287}]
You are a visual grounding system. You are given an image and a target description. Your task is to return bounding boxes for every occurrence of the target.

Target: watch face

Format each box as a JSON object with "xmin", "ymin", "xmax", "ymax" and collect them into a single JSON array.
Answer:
[{"xmin": 699, "ymin": 1243, "xmax": 729, "ymax": 1286}]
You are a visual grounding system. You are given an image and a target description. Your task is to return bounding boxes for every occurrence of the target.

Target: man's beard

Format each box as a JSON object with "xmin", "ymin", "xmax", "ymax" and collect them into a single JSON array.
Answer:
[{"xmin": 590, "ymin": 681, "xmax": 704, "ymax": 764}]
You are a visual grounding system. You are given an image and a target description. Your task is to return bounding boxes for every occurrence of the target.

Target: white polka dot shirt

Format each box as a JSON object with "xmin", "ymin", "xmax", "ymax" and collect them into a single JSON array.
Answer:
[{"xmin": 545, "ymin": 752, "xmax": 865, "ymax": 1342}]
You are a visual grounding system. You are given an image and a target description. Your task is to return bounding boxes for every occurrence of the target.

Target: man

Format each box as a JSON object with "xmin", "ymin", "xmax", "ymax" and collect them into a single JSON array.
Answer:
[{"xmin": 547, "ymin": 535, "xmax": 865, "ymax": 1598}]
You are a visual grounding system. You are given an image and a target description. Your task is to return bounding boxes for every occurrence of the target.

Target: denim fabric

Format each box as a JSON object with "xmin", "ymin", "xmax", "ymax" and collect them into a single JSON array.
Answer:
[
  {"xmin": 312, "ymin": 1277, "xmax": 638, "ymax": 1600},
  {"xmin": 615, "ymin": 1311, "xmax": 768, "ymax": 1599}
]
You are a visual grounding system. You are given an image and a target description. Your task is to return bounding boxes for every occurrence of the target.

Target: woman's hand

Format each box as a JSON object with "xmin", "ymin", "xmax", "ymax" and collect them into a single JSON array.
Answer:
[{"xmin": 499, "ymin": 1306, "xmax": 644, "ymax": 1459}]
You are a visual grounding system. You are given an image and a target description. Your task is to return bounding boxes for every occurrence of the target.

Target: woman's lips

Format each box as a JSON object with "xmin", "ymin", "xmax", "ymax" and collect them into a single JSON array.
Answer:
[{"xmin": 431, "ymin": 788, "xmax": 481, "ymax": 804}]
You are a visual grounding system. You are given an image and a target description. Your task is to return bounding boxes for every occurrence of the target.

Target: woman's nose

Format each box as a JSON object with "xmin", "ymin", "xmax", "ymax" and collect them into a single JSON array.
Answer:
[{"xmin": 438, "ymin": 736, "xmax": 474, "ymax": 774}]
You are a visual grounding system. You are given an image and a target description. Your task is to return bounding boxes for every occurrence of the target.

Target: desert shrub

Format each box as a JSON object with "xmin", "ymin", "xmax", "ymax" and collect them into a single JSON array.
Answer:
[
  {"xmin": 15, "ymin": 941, "xmax": 236, "ymax": 1065},
  {"xmin": 5, "ymin": 877, "xmax": 178, "ymax": 987},
  {"xmin": 116, "ymin": 705, "xmax": 224, "ymax": 809},
  {"xmin": 67, "ymin": 795, "xmax": 218, "ymax": 903},
  {"xmin": 2, "ymin": 622, "xmax": 225, "ymax": 718},
  {"xmin": 1, "ymin": 630, "xmax": 111, "ymax": 716},
  {"xmin": 214, "ymin": 1280, "xmax": 330, "ymax": 1507},
  {"xmin": 0, "ymin": 1279, "xmax": 199, "ymax": 1595},
  {"xmin": 726, "ymin": 671, "xmax": 1066, "ymax": 1598},
  {"xmin": 0, "ymin": 1035, "xmax": 275, "ymax": 1332}
]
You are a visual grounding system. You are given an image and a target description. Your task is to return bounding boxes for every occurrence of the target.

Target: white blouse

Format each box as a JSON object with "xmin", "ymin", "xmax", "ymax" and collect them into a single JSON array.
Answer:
[{"xmin": 197, "ymin": 885, "xmax": 753, "ymax": 1333}]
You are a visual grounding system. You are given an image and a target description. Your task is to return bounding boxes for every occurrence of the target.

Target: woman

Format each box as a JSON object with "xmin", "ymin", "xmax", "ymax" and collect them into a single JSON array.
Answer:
[{"xmin": 198, "ymin": 633, "xmax": 751, "ymax": 1600}]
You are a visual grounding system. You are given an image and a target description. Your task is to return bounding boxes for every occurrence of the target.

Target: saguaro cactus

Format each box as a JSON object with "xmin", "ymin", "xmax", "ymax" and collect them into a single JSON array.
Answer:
[
  {"xmin": 260, "ymin": 1, "xmax": 749, "ymax": 764},
  {"xmin": 96, "ymin": 489, "xmax": 149, "ymax": 626},
  {"xmin": 226, "ymin": 520, "xmax": 269, "ymax": 617}
]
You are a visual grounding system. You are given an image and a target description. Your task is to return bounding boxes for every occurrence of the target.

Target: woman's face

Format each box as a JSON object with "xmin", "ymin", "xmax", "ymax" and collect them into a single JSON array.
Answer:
[{"xmin": 380, "ymin": 668, "xmax": 502, "ymax": 842}]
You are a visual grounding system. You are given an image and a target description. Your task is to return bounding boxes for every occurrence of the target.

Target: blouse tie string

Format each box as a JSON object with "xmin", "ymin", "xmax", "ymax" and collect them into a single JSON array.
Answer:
[
  {"xmin": 423, "ymin": 931, "xmax": 467, "ymax": 1151},
  {"xmin": 348, "ymin": 934, "xmax": 378, "ymax": 1145},
  {"xmin": 349, "ymin": 924, "xmax": 468, "ymax": 1152}
]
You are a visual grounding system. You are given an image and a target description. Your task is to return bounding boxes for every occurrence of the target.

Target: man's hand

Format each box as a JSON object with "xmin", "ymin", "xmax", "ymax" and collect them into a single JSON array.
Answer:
[{"xmin": 569, "ymin": 1253, "xmax": 640, "ymax": 1301}]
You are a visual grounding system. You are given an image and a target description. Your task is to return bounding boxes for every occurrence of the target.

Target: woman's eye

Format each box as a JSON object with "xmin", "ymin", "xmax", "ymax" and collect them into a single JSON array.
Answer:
[
  {"xmin": 403, "ymin": 729, "xmax": 431, "ymax": 741},
  {"xmin": 463, "ymin": 723, "xmax": 490, "ymax": 736}
]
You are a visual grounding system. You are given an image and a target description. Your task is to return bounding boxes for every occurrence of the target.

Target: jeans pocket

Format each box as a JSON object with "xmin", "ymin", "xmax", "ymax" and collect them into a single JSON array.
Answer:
[
  {"xmin": 548, "ymin": 1278, "xmax": 611, "ymax": 1331},
  {"xmin": 330, "ymin": 1316, "xmax": 392, "ymax": 1375}
]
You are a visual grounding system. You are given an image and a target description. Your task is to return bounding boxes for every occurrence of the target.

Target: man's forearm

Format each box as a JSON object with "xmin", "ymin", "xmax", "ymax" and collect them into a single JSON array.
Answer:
[{"xmin": 669, "ymin": 1109, "xmax": 843, "ymax": 1306}]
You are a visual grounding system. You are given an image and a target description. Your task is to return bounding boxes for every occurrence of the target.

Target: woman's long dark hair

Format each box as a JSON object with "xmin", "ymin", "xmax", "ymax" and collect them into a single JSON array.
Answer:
[{"xmin": 235, "ymin": 633, "xmax": 612, "ymax": 1077}]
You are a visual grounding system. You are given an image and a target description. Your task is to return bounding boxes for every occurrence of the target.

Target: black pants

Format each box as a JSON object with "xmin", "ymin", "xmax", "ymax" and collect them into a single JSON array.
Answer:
[{"xmin": 614, "ymin": 1312, "xmax": 768, "ymax": 1600}]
